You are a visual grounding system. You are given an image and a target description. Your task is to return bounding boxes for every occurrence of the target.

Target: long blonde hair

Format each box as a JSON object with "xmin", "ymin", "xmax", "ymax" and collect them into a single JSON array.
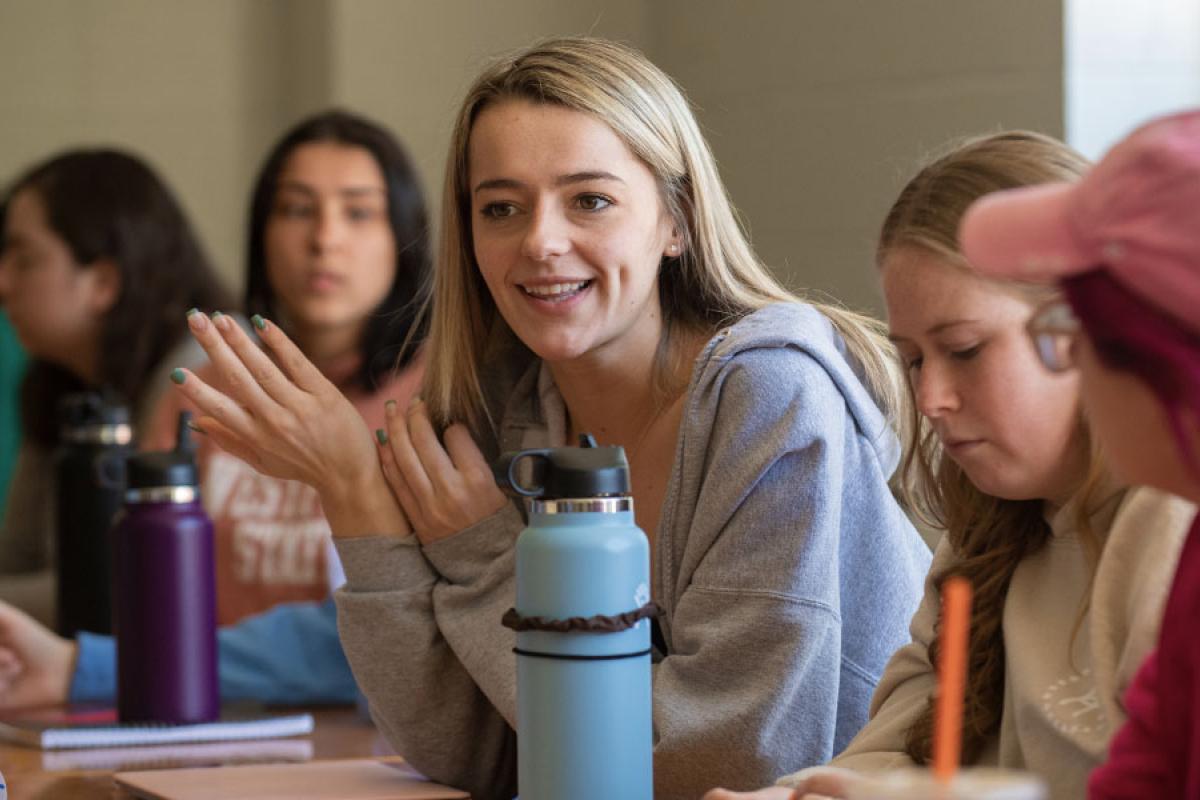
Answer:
[
  {"xmin": 879, "ymin": 131, "xmax": 1113, "ymax": 764},
  {"xmin": 420, "ymin": 36, "xmax": 903, "ymax": 439}
]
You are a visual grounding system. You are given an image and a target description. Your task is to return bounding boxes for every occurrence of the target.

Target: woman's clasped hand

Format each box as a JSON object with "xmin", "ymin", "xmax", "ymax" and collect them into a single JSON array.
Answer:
[{"xmin": 376, "ymin": 397, "xmax": 507, "ymax": 545}]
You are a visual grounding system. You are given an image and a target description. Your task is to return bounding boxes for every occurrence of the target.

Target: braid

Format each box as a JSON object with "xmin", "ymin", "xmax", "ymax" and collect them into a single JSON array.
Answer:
[{"xmin": 902, "ymin": 459, "xmax": 1049, "ymax": 762}]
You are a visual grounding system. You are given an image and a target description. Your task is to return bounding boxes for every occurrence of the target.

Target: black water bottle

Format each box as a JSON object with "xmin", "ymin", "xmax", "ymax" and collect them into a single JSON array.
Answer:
[{"xmin": 54, "ymin": 392, "xmax": 133, "ymax": 637}]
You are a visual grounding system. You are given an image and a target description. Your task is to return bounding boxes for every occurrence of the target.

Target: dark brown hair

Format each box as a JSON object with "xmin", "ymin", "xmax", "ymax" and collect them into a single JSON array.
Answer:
[
  {"xmin": 244, "ymin": 110, "xmax": 430, "ymax": 391},
  {"xmin": 1066, "ymin": 269, "xmax": 1200, "ymax": 476},
  {"xmin": 8, "ymin": 149, "xmax": 232, "ymax": 445}
]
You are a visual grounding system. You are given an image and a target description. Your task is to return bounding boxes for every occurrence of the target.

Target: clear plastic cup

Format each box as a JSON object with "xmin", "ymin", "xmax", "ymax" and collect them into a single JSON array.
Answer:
[{"xmin": 845, "ymin": 768, "xmax": 1047, "ymax": 800}]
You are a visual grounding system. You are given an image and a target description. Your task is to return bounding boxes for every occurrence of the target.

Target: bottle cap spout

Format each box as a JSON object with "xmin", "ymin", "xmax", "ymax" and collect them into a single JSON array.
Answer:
[
  {"xmin": 494, "ymin": 433, "xmax": 630, "ymax": 499},
  {"xmin": 175, "ymin": 411, "xmax": 195, "ymax": 455},
  {"xmin": 57, "ymin": 391, "xmax": 133, "ymax": 445},
  {"xmin": 125, "ymin": 411, "xmax": 200, "ymax": 492},
  {"xmin": 58, "ymin": 390, "xmax": 131, "ymax": 429}
]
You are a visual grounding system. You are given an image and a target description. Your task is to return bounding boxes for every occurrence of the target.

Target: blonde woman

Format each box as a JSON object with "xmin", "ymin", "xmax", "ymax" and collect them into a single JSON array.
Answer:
[
  {"xmin": 707, "ymin": 133, "xmax": 1195, "ymax": 800},
  {"xmin": 168, "ymin": 38, "xmax": 929, "ymax": 799}
]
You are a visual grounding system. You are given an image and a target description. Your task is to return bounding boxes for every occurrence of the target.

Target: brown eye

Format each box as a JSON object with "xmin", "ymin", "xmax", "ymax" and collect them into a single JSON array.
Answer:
[
  {"xmin": 576, "ymin": 194, "xmax": 612, "ymax": 211},
  {"xmin": 481, "ymin": 202, "xmax": 517, "ymax": 219},
  {"xmin": 275, "ymin": 202, "xmax": 314, "ymax": 219},
  {"xmin": 346, "ymin": 206, "xmax": 379, "ymax": 222}
]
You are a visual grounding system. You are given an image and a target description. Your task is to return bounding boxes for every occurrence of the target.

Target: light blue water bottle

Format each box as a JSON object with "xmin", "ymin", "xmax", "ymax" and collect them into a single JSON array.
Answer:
[{"xmin": 497, "ymin": 435, "xmax": 655, "ymax": 800}]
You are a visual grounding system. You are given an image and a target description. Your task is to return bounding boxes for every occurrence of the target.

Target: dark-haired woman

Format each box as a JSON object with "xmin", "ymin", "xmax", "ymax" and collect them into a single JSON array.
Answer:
[
  {"xmin": 145, "ymin": 109, "xmax": 429, "ymax": 629},
  {"xmin": 0, "ymin": 110, "xmax": 430, "ymax": 708},
  {"xmin": 0, "ymin": 149, "xmax": 232, "ymax": 621}
]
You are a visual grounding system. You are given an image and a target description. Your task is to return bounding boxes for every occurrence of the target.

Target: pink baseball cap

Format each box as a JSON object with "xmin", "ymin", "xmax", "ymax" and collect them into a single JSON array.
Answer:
[{"xmin": 959, "ymin": 109, "xmax": 1200, "ymax": 335}]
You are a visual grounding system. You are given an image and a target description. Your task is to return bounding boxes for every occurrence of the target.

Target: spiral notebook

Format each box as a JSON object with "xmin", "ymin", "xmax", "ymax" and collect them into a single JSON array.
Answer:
[
  {"xmin": 0, "ymin": 705, "xmax": 313, "ymax": 750},
  {"xmin": 41, "ymin": 735, "xmax": 315, "ymax": 772}
]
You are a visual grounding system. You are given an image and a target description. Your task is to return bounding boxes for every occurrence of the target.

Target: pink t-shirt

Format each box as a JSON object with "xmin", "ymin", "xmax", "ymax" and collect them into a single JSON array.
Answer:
[
  {"xmin": 146, "ymin": 350, "xmax": 423, "ymax": 626},
  {"xmin": 1089, "ymin": 513, "xmax": 1200, "ymax": 798}
]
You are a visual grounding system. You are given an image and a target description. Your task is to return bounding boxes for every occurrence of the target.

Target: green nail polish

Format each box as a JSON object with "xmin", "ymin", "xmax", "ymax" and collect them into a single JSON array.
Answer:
[
  {"xmin": 252, "ymin": 314, "xmax": 267, "ymax": 331},
  {"xmin": 186, "ymin": 307, "xmax": 200, "ymax": 318},
  {"xmin": 212, "ymin": 311, "xmax": 224, "ymax": 320},
  {"xmin": 375, "ymin": 428, "xmax": 388, "ymax": 445},
  {"xmin": 170, "ymin": 368, "xmax": 186, "ymax": 385}
]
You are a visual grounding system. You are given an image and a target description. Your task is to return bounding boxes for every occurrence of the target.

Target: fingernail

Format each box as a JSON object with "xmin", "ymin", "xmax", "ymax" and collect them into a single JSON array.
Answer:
[
  {"xmin": 214, "ymin": 313, "xmax": 232, "ymax": 332},
  {"xmin": 211, "ymin": 311, "xmax": 224, "ymax": 320},
  {"xmin": 187, "ymin": 311, "xmax": 207, "ymax": 331},
  {"xmin": 408, "ymin": 394, "xmax": 422, "ymax": 409},
  {"xmin": 375, "ymin": 428, "xmax": 388, "ymax": 445},
  {"xmin": 186, "ymin": 420, "xmax": 207, "ymax": 436},
  {"xmin": 251, "ymin": 314, "xmax": 267, "ymax": 331},
  {"xmin": 170, "ymin": 368, "xmax": 186, "ymax": 385},
  {"xmin": 385, "ymin": 399, "xmax": 398, "ymax": 415},
  {"xmin": 186, "ymin": 307, "xmax": 200, "ymax": 318}
]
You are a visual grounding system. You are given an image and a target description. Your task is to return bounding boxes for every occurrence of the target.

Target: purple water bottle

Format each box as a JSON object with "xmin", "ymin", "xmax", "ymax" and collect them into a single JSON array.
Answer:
[{"xmin": 112, "ymin": 412, "xmax": 218, "ymax": 723}]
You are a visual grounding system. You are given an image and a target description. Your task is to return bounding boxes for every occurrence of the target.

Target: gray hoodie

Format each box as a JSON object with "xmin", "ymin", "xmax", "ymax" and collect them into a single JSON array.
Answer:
[{"xmin": 333, "ymin": 302, "xmax": 931, "ymax": 799}]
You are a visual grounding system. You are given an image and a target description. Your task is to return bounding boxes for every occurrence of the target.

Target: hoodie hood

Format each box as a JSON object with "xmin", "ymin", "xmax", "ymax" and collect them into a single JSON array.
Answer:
[{"xmin": 697, "ymin": 302, "xmax": 901, "ymax": 477}]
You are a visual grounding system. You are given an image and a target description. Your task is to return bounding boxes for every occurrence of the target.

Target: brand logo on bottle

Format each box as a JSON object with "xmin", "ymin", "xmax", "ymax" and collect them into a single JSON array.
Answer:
[{"xmin": 634, "ymin": 582, "xmax": 650, "ymax": 607}]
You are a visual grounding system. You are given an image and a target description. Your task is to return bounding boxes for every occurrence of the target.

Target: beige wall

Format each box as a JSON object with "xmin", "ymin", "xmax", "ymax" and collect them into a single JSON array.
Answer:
[
  {"xmin": 0, "ymin": 0, "xmax": 278, "ymax": 287},
  {"xmin": 0, "ymin": 0, "xmax": 1062, "ymax": 313},
  {"xmin": 652, "ymin": 0, "xmax": 1063, "ymax": 312},
  {"xmin": 325, "ymin": 1, "xmax": 651, "ymax": 220}
]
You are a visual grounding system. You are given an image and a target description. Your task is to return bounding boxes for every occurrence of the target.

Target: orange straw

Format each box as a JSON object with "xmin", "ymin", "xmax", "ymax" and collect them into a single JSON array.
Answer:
[{"xmin": 933, "ymin": 575, "xmax": 972, "ymax": 783}]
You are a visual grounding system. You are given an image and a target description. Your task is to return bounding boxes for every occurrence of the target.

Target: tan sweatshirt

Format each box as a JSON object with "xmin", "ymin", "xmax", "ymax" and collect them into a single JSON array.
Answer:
[{"xmin": 777, "ymin": 486, "xmax": 1195, "ymax": 800}]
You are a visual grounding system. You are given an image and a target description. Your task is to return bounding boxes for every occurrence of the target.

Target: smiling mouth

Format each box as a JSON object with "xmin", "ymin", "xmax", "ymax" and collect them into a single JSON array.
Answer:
[{"xmin": 520, "ymin": 280, "xmax": 593, "ymax": 302}]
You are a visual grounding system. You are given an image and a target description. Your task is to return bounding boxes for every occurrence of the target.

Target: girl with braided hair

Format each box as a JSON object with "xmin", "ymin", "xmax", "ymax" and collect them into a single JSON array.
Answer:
[{"xmin": 708, "ymin": 131, "xmax": 1194, "ymax": 800}]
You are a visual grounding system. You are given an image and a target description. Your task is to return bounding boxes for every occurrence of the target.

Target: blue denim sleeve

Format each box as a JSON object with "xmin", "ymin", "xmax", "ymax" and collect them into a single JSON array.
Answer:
[
  {"xmin": 70, "ymin": 631, "xmax": 117, "ymax": 703},
  {"xmin": 217, "ymin": 598, "xmax": 358, "ymax": 705},
  {"xmin": 68, "ymin": 599, "xmax": 357, "ymax": 705}
]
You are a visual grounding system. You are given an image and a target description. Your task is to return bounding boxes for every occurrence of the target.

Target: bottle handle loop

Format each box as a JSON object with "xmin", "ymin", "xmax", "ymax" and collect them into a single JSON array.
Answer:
[{"xmin": 494, "ymin": 449, "xmax": 552, "ymax": 497}]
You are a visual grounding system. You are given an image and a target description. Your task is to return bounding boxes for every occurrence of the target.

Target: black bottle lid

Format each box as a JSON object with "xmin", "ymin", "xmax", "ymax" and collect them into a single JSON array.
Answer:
[
  {"xmin": 126, "ymin": 412, "xmax": 199, "ymax": 489},
  {"xmin": 58, "ymin": 391, "xmax": 130, "ymax": 429},
  {"xmin": 494, "ymin": 434, "xmax": 630, "ymax": 499}
]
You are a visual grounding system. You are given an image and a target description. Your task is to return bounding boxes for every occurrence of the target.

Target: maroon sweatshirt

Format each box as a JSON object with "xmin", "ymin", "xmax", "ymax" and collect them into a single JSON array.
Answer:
[{"xmin": 1090, "ymin": 514, "xmax": 1200, "ymax": 798}]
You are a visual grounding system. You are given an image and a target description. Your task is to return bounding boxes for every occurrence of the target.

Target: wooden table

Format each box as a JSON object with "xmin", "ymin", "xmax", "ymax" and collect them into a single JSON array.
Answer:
[{"xmin": 0, "ymin": 706, "xmax": 389, "ymax": 799}]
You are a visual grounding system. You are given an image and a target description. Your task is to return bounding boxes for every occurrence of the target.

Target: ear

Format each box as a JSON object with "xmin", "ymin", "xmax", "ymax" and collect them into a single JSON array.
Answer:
[{"xmin": 84, "ymin": 258, "xmax": 122, "ymax": 314}]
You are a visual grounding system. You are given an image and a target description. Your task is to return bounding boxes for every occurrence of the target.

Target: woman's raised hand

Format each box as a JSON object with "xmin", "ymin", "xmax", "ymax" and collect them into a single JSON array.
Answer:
[
  {"xmin": 0, "ymin": 601, "xmax": 74, "ymax": 711},
  {"xmin": 376, "ymin": 397, "xmax": 508, "ymax": 545},
  {"xmin": 171, "ymin": 312, "xmax": 409, "ymax": 538}
]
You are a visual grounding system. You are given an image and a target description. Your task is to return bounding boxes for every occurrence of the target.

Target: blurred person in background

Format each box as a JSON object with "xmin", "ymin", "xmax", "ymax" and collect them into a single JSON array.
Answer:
[{"xmin": 0, "ymin": 109, "xmax": 429, "ymax": 708}]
